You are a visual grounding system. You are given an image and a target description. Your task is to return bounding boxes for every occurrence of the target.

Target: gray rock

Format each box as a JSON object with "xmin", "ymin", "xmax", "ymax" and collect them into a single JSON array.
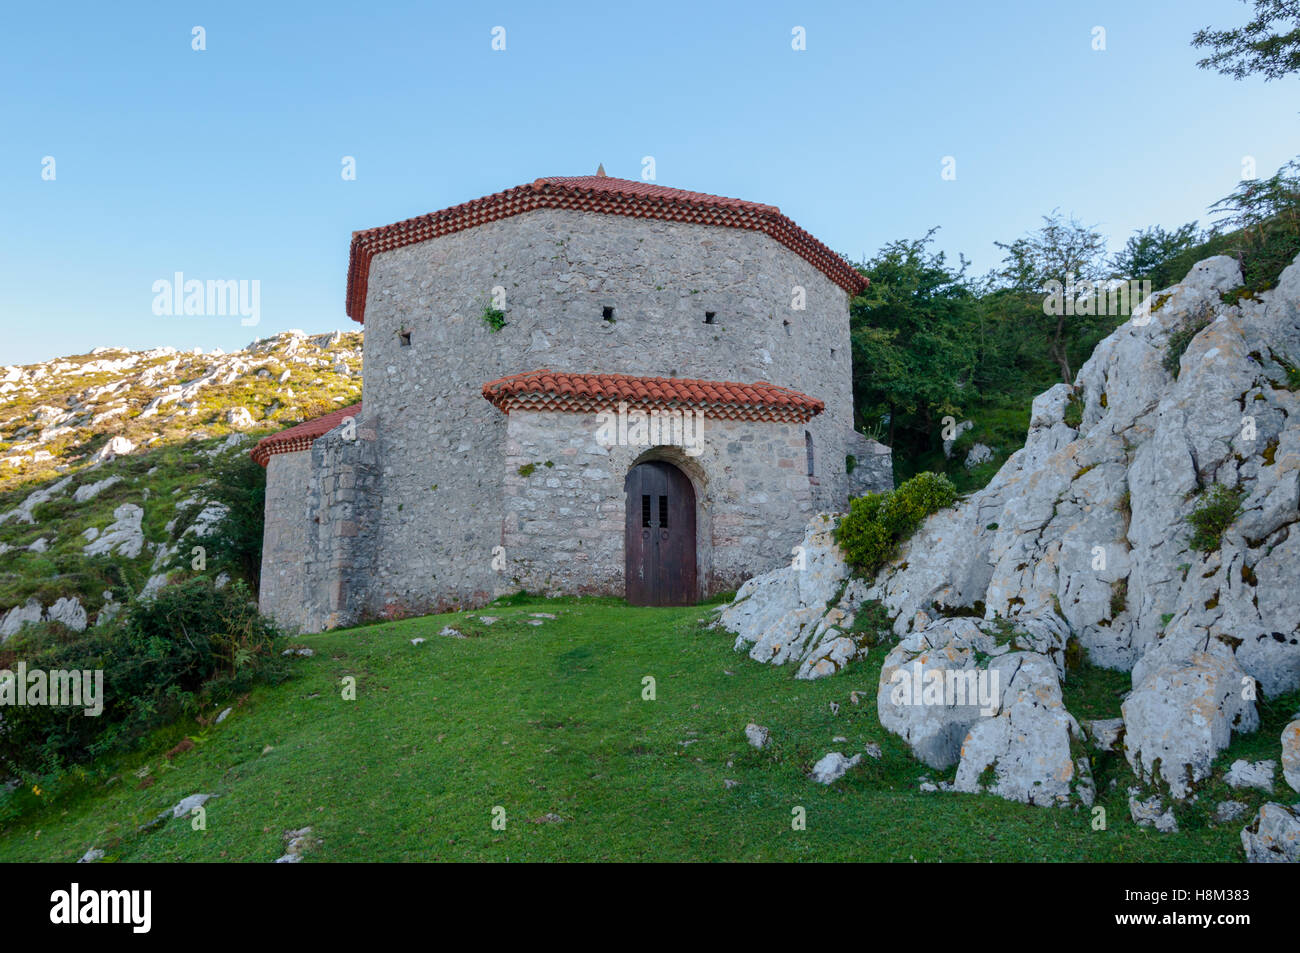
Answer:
[
  {"xmin": 964, "ymin": 442, "xmax": 994, "ymax": 469},
  {"xmin": 215, "ymin": 707, "xmax": 233, "ymax": 725},
  {"xmin": 0, "ymin": 599, "xmax": 44, "ymax": 639},
  {"xmin": 877, "ymin": 616, "xmax": 1068, "ymax": 771},
  {"xmin": 171, "ymin": 793, "xmax": 215, "ymax": 819},
  {"xmin": 1214, "ymin": 800, "xmax": 1248, "ymax": 824},
  {"xmin": 809, "ymin": 751, "xmax": 861, "ymax": 785},
  {"xmin": 953, "ymin": 652, "xmax": 1094, "ymax": 807},
  {"xmin": 719, "ymin": 514, "xmax": 866, "ymax": 679},
  {"xmin": 744, "ymin": 723, "xmax": 769, "ymax": 749},
  {"xmin": 77, "ymin": 848, "xmax": 105, "ymax": 863},
  {"xmin": 1225, "ymin": 759, "xmax": 1276, "ymax": 794},
  {"xmin": 274, "ymin": 826, "xmax": 318, "ymax": 863},
  {"xmin": 1241, "ymin": 802, "xmax": 1300, "ymax": 863},
  {"xmin": 45, "ymin": 597, "xmax": 87, "ymax": 633},
  {"xmin": 83, "ymin": 503, "xmax": 144, "ymax": 559},
  {"xmin": 1123, "ymin": 650, "xmax": 1259, "ymax": 799},
  {"xmin": 1129, "ymin": 789, "xmax": 1178, "ymax": 833},
  {"xmin": 225, "ymin": 407, "xmax": 256, "ymax": 428},
  {"xmin": 73, "ymin": 475, "xmax": 122, "ymax": 503},
  {"xmin": 1084, "ymin": 718, "xmax": 1125, "ymax": 752},
  {"xmin": 90, "ymin": 435, "xmax": 135, "ymax": 463},
  {"xmin": 1283, "ymin": 720, "xmax": 1300, "ymax": 794}
]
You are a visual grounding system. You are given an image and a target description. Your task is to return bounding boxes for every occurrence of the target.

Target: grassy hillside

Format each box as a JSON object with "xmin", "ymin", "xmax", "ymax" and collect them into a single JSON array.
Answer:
[{"xmin": 1, "ymin": 595, "xmax": 1281, "ymax": 863}]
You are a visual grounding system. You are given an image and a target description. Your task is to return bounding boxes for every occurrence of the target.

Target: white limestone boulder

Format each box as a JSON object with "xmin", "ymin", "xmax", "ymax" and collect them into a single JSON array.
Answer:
[
  {"xmin": 1122, "ymin": 646, "xmax": 1259, "ymax": 799},
  {"xmin": 83, "ymin": 503, "xmax": 145, "ymax": 559},
  {"xmin": 809, "ymin": 752, "xmax": 861, "ymax": 785},
  {"xmin": 718, "ymin": 514, "xmax": 867, "ymax": 676},
  {"xmin": 953, "ymin": 652, "xmax": 1093, "ymax": 807},
  {"xmin": 876, "ymin": 617, "xmax": 1066, "ymax": 773},
  {"xmin": 1282, "ymin": 720, "xmax": 1300, "ymax": 794},
  {"xmin": 1241, "ymin": 802, "xmax": 1300, "ymax": 863},
  {"xmin": 1224, "ymin": 759, "xmax": 1276, "ymax": 794}
]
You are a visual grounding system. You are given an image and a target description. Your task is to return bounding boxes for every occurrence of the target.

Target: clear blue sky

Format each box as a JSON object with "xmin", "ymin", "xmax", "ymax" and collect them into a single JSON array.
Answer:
[{"xmin": 1, "ymin": 0, "xmax": 1296, "ymax": 365}]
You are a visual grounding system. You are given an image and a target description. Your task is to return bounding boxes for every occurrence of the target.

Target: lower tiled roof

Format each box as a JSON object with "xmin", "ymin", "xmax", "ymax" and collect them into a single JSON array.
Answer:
[
  {"xmin": 481, "ymin": 371, "xmax": 823, "ymax": 423},
  {"xmin": 250, "ymin": 403, "xmax": 362, "ymax": 466}
]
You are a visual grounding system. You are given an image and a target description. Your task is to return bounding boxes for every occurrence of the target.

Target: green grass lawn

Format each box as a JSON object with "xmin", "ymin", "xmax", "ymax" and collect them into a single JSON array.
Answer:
[{"xmin": 0, "ymin": 596, "xmax": 1270, "ymax": 862}]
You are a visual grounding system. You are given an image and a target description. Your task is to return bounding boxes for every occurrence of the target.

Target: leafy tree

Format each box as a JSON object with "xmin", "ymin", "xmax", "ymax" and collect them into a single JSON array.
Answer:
[
  {"xmin": 993, "ymin": 210, "xmax": 1108, "ymax": 383},
  {"xmin": 1193, "ymin": 0, "xmax": 1300, "ymax": 81},
  {"xmin": 850, "ymin": 230, "xmax": 976, "ymax": 450},
  {"xmin": 1111, "ymin": 222, "xmax": 1203, "ymax": 283},
  {"xmin": 1209, "ymin": 157, "xmax": 1300, "ymax": 291},
  {"xmin": 172, "ymin": 449, "xmax": 267, "ymax": 589}
]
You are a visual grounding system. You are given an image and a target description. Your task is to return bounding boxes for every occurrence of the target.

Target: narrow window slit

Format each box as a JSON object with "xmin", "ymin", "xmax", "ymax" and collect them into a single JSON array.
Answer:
[
  {"xmin": 658, "ymin": 496, "xmax": 668, "ymax": 528},
  {"xmin": 704, "ymin": 311, "xmax": 716, "ymax": 325},
  {"xmin": 603, "ymin": 306, "xmax": 615, "ymax": 323},
  {"xmin": 399, "ymin": 330, "xmax": 412, "ymax": 347}
]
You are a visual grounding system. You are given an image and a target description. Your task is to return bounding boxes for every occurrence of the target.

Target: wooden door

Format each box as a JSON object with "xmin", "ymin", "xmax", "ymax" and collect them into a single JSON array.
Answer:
[{"xmin": 625, "ymin": 461, "xmax": 697, "ymax": 606}]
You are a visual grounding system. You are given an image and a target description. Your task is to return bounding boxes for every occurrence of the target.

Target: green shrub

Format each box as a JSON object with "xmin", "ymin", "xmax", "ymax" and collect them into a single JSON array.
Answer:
[
  {"xmin": 834, "ymin": 472, "xmax": 957, "ymax": 576},
  {"xmin": 1063, "ymin": 392, "xmax": 1085, "ymax": 428},
  {"xmin": 0, "ymin": 578, "xmax": 290, "ymax": 777},
  {"xmin": 481, "ymin": 303, "xmax": 507, "ymax": 333},
  {"xmin": 1186, "ymin": 483, "xmax": 1245, "ymax": 552}
]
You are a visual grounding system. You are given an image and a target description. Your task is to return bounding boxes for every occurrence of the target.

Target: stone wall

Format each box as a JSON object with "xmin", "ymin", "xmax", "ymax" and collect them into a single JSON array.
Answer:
[
  {"xmin": 258, "ymin": 449, "xmax": 311, "ymax": 628},
  {"xmin": 500, "ymin": 409, "xmax": 816, "ymax": 598},
  {"xmin": 845, "ymin": 431, "xmax": 894, "ymax": 498},
  {"xmin": 258, "ymin": 419, "xmax": 379, "ymax": 632}
]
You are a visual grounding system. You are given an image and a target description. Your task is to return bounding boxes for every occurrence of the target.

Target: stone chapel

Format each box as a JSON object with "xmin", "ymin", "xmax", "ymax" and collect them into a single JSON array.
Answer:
[{"xmin": 252, "ymin": 171, "xmax": 892, "ymax": 631}]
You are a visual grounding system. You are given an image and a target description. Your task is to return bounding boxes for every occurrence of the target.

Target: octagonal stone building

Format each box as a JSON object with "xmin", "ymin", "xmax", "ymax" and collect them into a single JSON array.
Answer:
[{"xmin": 253, "ymin": 172, "xmax": 892, "ymax": 632}]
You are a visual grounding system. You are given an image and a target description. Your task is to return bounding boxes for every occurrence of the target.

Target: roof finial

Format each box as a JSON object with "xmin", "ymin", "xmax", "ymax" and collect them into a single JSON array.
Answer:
[{"xmin": 595, "ymin": 163, "xmax": 606, "ymax": 177}]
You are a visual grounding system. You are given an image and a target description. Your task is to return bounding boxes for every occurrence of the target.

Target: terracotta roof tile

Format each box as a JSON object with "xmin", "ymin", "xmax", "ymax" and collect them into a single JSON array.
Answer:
[
  {"xmin": 345, "ymin": 175, "xmax": 867, "ymax": 322},
  {"xmin": 481, "ymin": 370, "xmax": 823, "ymax": 424},
  {"xmin": 250, "ymin": 403, "xmax": 362, "ymax": 466}
]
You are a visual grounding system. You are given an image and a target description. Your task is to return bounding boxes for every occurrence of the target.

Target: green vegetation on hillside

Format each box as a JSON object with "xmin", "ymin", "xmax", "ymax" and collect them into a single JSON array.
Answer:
[
  {"xmin": 0, "ymin": 578, "xmax": 290, "ymax": 778},
  {"xmin": 0, "ymin": 597, "xmax": 1269, "ymax": 862},
  {"xmin": 852, "ymin": 156, "xmax": 1300, "ymax": 492},
  {"xmin": 834, "ymin": 472, "xmax": 957, "ymax": 576}
]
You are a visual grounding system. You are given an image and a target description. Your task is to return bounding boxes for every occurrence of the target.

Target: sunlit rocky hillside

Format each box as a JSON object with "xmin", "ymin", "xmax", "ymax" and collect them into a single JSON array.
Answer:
[{"xmin": 0, "ymin": 331, "xmax": 362, "ymax": 636}]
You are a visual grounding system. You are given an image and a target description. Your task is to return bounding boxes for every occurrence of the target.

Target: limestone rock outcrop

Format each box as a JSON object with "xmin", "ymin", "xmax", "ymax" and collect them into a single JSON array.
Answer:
[
  {"xmin": 717, "ymin": 514, "xmax": 870, "ymax": 679},
  {"xmin": 719, "ymin": 251, "xmax": 1300, "ymax": 810}
]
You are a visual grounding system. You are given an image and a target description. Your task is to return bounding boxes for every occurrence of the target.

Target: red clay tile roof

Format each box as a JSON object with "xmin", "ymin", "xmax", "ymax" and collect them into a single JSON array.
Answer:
[
  {"xmin": 250, "ymin": 403, "xmax": 362, "ymax": 466},
  {"xmin": 482, "ymin": 371, "xmax": 823, "ymax": 423},
  {"xmin": 346, "ymin": 175, "xmax": 867, "ymax": 322}
]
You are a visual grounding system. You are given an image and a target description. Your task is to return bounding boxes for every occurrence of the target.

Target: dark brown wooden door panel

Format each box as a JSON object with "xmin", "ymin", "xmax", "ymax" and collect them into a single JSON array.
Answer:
[{"xmin": 625, "ymin": 461, "xmax": 697, "ymax": 606}]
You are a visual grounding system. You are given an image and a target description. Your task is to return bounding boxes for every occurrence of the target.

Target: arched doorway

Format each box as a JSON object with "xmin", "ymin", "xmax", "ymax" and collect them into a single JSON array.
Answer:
[{"xmin": 625, "ymin": 460, "xmax": 697, "ymax": 606}]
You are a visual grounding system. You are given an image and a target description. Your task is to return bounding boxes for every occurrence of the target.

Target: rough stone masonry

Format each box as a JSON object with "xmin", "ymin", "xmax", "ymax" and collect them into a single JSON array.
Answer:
[{"xmin": 253, "ymin": 173, "xmax": 892, "ymax": 632}]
